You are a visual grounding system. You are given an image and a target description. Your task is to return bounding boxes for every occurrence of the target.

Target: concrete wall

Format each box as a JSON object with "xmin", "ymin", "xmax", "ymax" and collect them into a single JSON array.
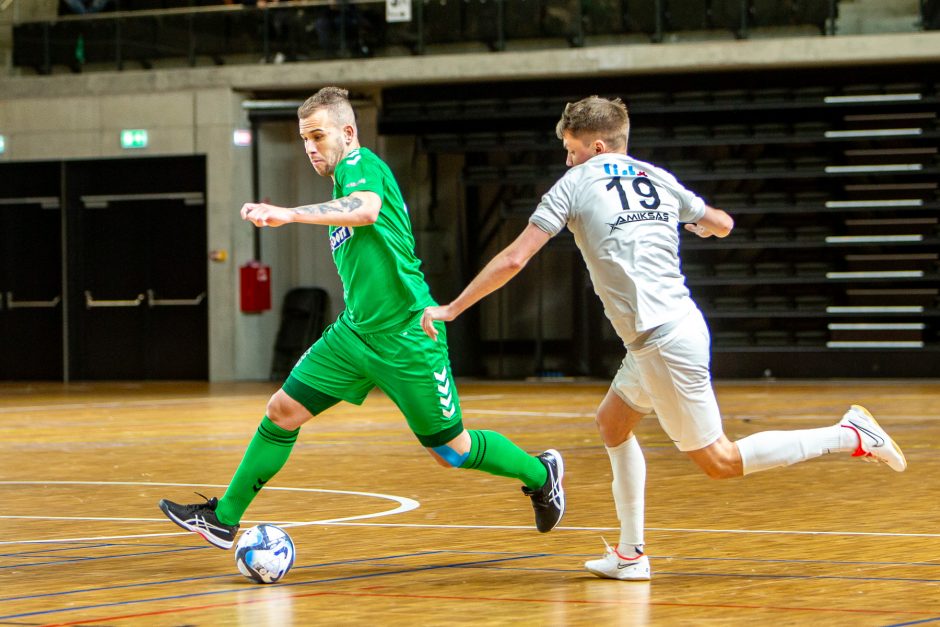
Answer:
[{"xmin": 2, "ymin": 32, "xmax": 940, "ymax": 380}]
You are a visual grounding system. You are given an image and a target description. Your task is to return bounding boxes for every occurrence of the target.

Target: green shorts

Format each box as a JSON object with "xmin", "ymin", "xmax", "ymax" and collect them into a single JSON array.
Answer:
[{"xmin": 284, "ymin": 311, "xmax": 463, "ymax": 447}]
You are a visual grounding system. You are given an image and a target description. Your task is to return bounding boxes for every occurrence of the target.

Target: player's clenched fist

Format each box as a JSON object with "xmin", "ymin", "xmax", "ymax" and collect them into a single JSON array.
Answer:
[{"xmin": 241, "ymin": 202, "xmax": 292, "ymax": 228}]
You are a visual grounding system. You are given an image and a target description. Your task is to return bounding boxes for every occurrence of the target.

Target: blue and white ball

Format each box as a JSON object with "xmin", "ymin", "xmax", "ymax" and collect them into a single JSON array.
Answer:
[{"xmin": 235, "ymin": 524, "xmax": 295, "ymax": 584}]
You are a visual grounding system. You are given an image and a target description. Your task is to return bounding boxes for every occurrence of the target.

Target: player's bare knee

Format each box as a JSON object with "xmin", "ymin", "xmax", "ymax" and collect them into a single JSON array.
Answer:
[
  {"xmin": 266, "ymin": 392, "xmax": 309, "ymax": 431},
  {"xmin": 427, "ymin": 448, "xmax": 456, "ymax": 468},
  {"xmin": 700, "ymin": 462, "xmax": 736, "ymax": 480}
]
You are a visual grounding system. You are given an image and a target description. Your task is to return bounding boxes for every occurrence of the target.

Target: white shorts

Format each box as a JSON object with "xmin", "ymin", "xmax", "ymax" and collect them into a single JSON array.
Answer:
[{"xmin": 611, "ymin": 307, "xmax": 723, "ymax": 452}]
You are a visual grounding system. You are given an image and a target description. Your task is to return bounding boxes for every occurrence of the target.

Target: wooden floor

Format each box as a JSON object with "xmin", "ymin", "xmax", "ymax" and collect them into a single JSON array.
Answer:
[{"xmin": 1, "ymin": 379, "xmax": 938, "ymax": 626}]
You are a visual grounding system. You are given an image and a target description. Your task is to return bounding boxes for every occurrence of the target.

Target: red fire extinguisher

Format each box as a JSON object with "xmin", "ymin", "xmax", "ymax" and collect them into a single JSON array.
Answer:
[{"xmin": 240, "ymin": 260, "xmax": 271, "ymax": 313}]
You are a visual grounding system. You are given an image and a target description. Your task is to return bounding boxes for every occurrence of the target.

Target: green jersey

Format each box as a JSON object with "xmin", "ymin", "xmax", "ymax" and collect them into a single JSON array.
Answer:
[{"xmin": 330, "ymin": 147, "xmax": 434, "ymax": 333}]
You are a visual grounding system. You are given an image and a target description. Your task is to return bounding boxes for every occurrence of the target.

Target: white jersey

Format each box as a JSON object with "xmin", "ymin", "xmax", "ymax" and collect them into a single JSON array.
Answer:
[{"xmin": 530, "ymin": 153, "xmax": 707, "ymax": 345}]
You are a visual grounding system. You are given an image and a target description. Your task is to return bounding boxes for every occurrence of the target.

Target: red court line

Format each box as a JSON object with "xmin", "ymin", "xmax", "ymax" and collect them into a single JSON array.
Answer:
[{"xmin": 40, "ymin": 587, "xmax": 933, "ymax": 626}]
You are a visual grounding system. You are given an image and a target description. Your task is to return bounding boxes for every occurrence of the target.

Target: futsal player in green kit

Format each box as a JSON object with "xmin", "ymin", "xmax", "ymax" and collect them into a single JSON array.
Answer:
[{"xmin": 158, "ymin": 87, "xmax": 565, "ymax": 549}]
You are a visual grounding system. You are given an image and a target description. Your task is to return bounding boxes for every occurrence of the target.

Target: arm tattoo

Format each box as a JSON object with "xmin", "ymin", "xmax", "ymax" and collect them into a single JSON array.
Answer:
[{"xmin": 292, "ymin": 196, "xmax": 363, "ymax": 216}]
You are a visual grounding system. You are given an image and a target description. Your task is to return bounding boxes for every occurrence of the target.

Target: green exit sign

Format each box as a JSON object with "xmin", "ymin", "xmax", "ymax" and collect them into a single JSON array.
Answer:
[
  {"xmin": 120, "ymin": 129, "xmax": 148, "ymax": 149},
  {"xmin": 0, "ymin": 135, "xmax": 6, "ymax": 154}
]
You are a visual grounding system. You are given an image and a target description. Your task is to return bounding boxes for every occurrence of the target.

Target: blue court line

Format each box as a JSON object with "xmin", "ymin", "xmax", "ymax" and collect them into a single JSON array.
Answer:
[
  {"xmin": 0, "ymin": 554, "xmax": 543, "ymax": 621},
  {"xmin": 474, "ymin": 564, "xmax": 940, "ymax": 584},
  {"xmin": 0, "ymin": 550, "xmax": 447, "ymax": 604},
  {"xmin": 447, "ymin": 550, "xmax": 940, "ymax": 569},
  {"xmin": 0, "ymin": 545, "xmax": 205, "ymax": 569},
  {"xmin": 0, "ymin": 543, "xmax": 116, "ymax": 557},
  {"xmin": 884, "ymin": 617, "xmax": 940, "ymax": 626}
]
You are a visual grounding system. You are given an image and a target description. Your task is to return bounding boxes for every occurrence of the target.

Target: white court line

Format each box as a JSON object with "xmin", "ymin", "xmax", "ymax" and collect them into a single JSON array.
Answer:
[
  {"xmin": 463, "ymin": 408, "xmax": 593, "ymax": 418},
  {"xmin": 0, "ymin": 396, "xmax": 258, "ymax": 414},
  {"xmin": 0, "ymin": 518, "xmax": 936, "ymax": 545},
  {"xmin": 0, "ymin": 394, "xmax": 506, "ymax": 414},
  {"xmin": 0, "ymin": 480, "xmax": 419, "ymax": 545}
]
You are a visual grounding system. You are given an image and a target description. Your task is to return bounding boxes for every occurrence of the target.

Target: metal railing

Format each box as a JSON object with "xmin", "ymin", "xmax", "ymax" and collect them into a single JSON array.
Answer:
[{"xmin": 11, "ymin": 0, "xmax": 928, "ymax": 75}]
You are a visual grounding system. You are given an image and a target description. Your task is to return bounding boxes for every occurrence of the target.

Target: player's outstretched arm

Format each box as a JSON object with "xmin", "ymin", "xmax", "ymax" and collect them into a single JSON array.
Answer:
[
  {"xmin": 241, "ymin": 191, "xmax": 381, "ymax": 228},
  {"xmin": 422, "ymin": 223, "xmax": 552, "ymax": 340},
  {"xmin": 684, "ymin": 204, "xmax": 734, "ymax": 238}
]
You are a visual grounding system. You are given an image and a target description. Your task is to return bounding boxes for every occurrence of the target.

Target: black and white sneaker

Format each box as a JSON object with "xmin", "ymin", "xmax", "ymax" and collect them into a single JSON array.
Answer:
[
  {"xmin": 158, "ymin": 495, "xmax": 239, "ymax": 549},
  {"xmin": 522, "ymin": 449, "xmax": 565, "ymax": 533}
]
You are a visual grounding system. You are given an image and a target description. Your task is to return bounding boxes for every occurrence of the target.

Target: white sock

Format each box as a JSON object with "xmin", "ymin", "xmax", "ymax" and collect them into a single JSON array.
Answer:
[
  {"xmin": 736, "ymin": 424, "xmax": 858, "ymax": 475},
  {"xmin": 607, "ymin": 435, "xmax": 646, "ymax": 554}
]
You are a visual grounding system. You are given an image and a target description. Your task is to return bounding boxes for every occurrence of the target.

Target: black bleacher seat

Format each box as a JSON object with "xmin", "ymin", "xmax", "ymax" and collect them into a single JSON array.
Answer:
[
  {"xmin": 713, "ymin": 192, "xmax": 750, "ymax": 207},
  {"xmin": 840, "ymin": 83, "xmax": 882, "ymax": 96},
  {"xmin": 505, "ymin": 96, "xmax": 547, "ymax": 114},
  {"xmin": 583, "ymin": 0, "xmax": 628, "ymax": 36},
  {"xmin": 793, "ymin": 0, "xmax": 833, "ymax": 33},
  {"xmin": 754, "ymin": 295, "xmax": 792, "ymax": 309},
  {"xmin": 793, "ymin": 191, "xmax": 829, "ymax": 205},
  {"xmin": 505, "ymin": 164, "xmax": 539, "ymax": 181},
  {"xmin": 627, "ymin": 91, "xmax": 669, "ymax": 109},
  {"xmin": 795, "ymin": 262, "xmax": 829, "ymax": 276},
  {"xmin": 925, "ymin": 0, "xmax": 940, "ymax": 30},
  {"xmin": 753, "ymin": 157, "xmax": 789, "ymax": 172},
  {"xmin": 795, "ymin": 295, "xmax": 830, "ymax": 310},
  {"xmin": 713, "ymin": 124, "xmax": 749, "ymax": 138},
  {"xmin": 755, "ymin": 330, "xmax": 790, "ymax": 346},
  {"xmin": 753, "ymin": 191, "xmax": 790, "ymax": 206},
  {"xmin": 384, "ymin": 102, "xmax": 423, "ymax": 119},
  {"xmin": 793, "ymin": 85, "xmax": 833, "ymax": 101},
  {"xmin": 795, "ymin": 330, "xmax": 827, "ymax": 346},
  {"xmin": 794, "ymin": 225, "xmax": 831, "ymax": 241},
  {"xmin": 624, "ymin": 0, "xmax": 661, "ymax": 37},
  {"xmin": 423, "ymin": 133, "xmax": 461, "ymax": 151},
  {"xmin": 754, "ymin": 263, "xmax": 791, "ymax": 279},
  {"xmin": 793, "ymin": 121, "xmax": 829, "ymax": 136},
  {"xmin": 665, "ymin": 158, "xmax": 709, "ymax": 175},
  {"xmin": 502, "ymin": 130, "xmax": 543, "ymax": 147},
  {"xmin": 714, "ymin": 158, "xmax": 749, "ymax": 173},
  {"xmin": 713, "ymin": 89, "xmax": 749, "ymax": 104},
  {"xmin": 715, "ymin": 262, "xmax": 750, "ymax": 277},
  {"xmin": 270, "ymin": 288, "xmax": 328, "ymax": 382},
  {"xmin": 504, "ymin": 0, "xmax": 544, "ymax": 40},
  {"xmin": 630, "ymin": 126, "xmax": 667, "ymax": 142},
  {"xmin": 463, "ymin": 99, "xmax": 504, "ymax": 117},
  {"xmin": 672, "ymin": 90, "xmax": 711, "ymax": 106},
  {"xmin": 464, "ymin": 133, "xmax": 500, "ymax": 148},
  {"xmin": 883, "ymin": 83, "xmax": 926, "ymax": 95},
  {"xmin": 753, "ymin": 227, "xmax": 790, "ymax": 242},
  {"xmin": 682, "ymin": 262, "xmax": 709, "ymax": 277},
  {"xmin": 711, "ymin": 0, "xmax": 747, "ymax": 34},
  {"xmin": 423, "ymin": 0, "xmax": 462, "ymax": 44},
  {"xmin": 714, "ymin": 330, "xmax": 751, "ymax": 346},
  {"xmin": 752, "ymin": 122, "xmax": 790, "ymax": 138},
  {"xmin": 464, "ymin": 164, "xmax": 499, "ymax": 182},
  {"xmin": 665, "ymin": 0, "xmax": 709, "ymax": 31},
  {"xmin": 425, "ymin": 100, "xmax": 461, "ymax": 117},
  {"xmin": 713, "ymin": 296, "xmax": 751, "ymax": 310},
  {"xmin": 673, "ymin": 125, "xmax": 710, "ymax": 139},
  {"xmin": 749, "ymin": 0, "xmax": 795, "ymax": 28},
  {"xmin": 751, "ymin": 87, "xmax": 791, "ymax": 102},
  {"xmin": 793, "ymin": 156, "xmax": 828, "ymax": 171}
]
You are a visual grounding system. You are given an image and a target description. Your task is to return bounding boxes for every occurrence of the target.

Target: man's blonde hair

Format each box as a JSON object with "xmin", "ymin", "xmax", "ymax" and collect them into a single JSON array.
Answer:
[
  {"xmin": 297, "ymin": 86, "xmax": 356, "ymax": 127},
  {"xmin": 555, "ymin": 95, "xmax": 630, "ymax": 150}
]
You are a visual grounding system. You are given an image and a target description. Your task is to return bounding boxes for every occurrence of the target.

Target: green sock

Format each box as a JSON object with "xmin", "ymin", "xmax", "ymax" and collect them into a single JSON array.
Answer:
[
  {"xmin": 215, "ymin": 416, "xmax": 299, "ymax": 525},
  {"xmin": 460, "ymin": 429, "xmax": 548, "ymax": 490}
]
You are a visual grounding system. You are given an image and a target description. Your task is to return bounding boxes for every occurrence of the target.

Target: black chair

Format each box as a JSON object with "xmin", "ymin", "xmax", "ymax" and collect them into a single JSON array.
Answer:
[{"xmin": 270, "ymin": 287, "xmax": 329, "ymax": 382}]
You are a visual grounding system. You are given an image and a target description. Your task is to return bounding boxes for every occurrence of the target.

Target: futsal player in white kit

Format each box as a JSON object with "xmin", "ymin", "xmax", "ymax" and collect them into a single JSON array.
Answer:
[{"xmin": 420, "ymin": 95, "xmax": 907, "ymax": 581}]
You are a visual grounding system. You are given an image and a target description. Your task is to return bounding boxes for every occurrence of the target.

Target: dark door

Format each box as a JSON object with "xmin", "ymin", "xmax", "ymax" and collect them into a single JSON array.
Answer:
[
  {"xmin": 0, "ymin": 162, "xmax": 64, "ymax": 380},
  {"xmin": 67, "ymin": 156, "xmax": 208, "ymax": 380}
]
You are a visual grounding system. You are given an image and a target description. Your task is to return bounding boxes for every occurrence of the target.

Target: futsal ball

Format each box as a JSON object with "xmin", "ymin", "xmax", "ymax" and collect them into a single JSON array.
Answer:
[{"xmin": 234, "ymin": 524, "xmax": 295, "ymax": 584}]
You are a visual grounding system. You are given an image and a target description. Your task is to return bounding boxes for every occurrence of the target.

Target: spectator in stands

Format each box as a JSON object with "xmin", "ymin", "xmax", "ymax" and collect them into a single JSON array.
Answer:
[
  {"xmin": 421, "ymin": 95, "xmax": 907, "ymax": 582},
  {"xmin": 315, "ymin": 0, "xmax": 369, "ymax": 58}
]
